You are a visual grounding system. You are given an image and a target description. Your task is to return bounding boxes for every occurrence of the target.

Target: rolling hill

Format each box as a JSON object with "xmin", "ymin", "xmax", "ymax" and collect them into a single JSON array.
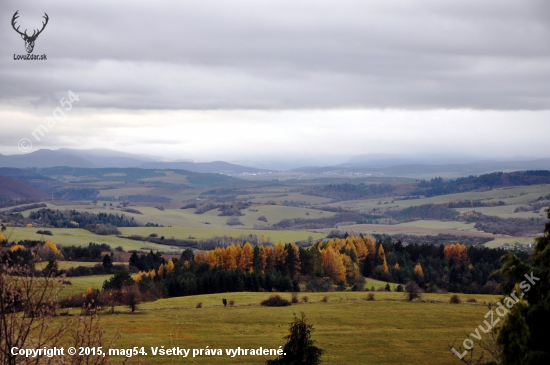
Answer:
[{"xmin": 0, "ymin": 175, "xmax": 49, "ymax": 200}]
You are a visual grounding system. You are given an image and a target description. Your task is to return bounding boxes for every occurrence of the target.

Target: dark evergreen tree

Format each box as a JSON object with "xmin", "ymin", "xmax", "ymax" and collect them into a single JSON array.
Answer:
[
  {"xmin": 102, "ymin": 254, "xmax": 113, "ymax": 270},
  {"xmin": 103, "ymin": 271, "xmax": 134, "ymax": 291},
  {"xmin": 180, "ymin": 248, "xmax": 194, "ymax": 261},
  {"xmin": 492, "ymin": 208, "xmax": 550, "ymax": 365},
  {"xmin": 253, "ymin": 245, "xmax": 262, "ymax": 273},
  {"xmin": 266, "ymin": 313, "xmax": 323, "ymax": 365}
]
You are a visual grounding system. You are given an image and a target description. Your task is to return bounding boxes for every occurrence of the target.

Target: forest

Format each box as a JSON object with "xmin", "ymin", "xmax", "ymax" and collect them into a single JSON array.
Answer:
[
  {"xmin": 27, "ymin": 208, "xmax": 141, "ymax": 228},
  {"xmin": 105, "ymin": 235, "xmax": 531, "ymax": 302}
]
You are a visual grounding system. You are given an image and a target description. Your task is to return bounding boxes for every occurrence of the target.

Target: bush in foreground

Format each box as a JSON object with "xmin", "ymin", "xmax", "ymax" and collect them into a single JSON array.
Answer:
[
  {"xmin": 449, "ymin": 294, "xmax": 461, "ymax": 304},
  {"xmin": 404, "ymin": 281, "xmax": 422, "ymax": 301},
  {"xmin": 261, "ymin": 294, "xmax": 291, "ymax": 307}
]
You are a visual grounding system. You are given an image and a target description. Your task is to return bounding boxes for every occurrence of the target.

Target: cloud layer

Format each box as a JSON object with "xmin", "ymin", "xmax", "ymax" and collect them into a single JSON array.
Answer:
[
  {"xmin": 1, "ymin": 1, "xmax": 549, "ymax": 161},
  {"xmin": 2, "ymin": 0, "xmax": 550, "ymax": 110}
]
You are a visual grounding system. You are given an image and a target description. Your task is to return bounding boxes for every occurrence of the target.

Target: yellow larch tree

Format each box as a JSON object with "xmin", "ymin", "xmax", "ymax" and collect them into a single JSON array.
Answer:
[
  {"xmin": 353, "ymin": 237, "xmax": 369, "ymax": 262},
  {"xmin": 341, "ymin": 253, "xmax": 359, "ymax": 285},
  {"xmin": 321, "ymin": 246, "xmax": 346, "ymax": 284},
  {"xmin": 274, "ymin": 242, "xmax": 286, "ymax": 268},
  {"xmin": 194, "ymin": 251, "xmax": 209, "ymax": 265},
  {"xmin": 414, "ymin": 263, "xmax": 424, "ymax": 277},
  {"xmin": 363, "ymin": 236, "xmax": 377, "ymax": 258},
  {"xmin": 234, "ymin": 244, "xmax": 243, "ymax": 268},
  {"xmin": 240, "ymin": 242, "xmax": 254, "ymax": 271},
  {"xmin": 222, "ymin": 244, "xmax": 238, "ymax": 270},
  {"xmin": 166, "ymin": 259, "xmax": 175, "ymax": 273},
  {"xmin": 378, "ymin": 244, "xmax": 389, "ymax": 272},
  {"xmin": 443, "ymin": 243, "xmax": 469, "ymax": 263},
  {"xmin": 287, "ymin": 243, "xmax": 301, "ymax": 277}
]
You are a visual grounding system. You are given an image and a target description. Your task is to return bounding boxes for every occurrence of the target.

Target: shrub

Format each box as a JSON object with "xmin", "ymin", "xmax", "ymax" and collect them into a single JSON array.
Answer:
[
  {"xmin": 466, "ymin": 298, "xmax": 477, "ymax": 303},
  {"xmin": 261, "ymin": 295, "xmax": 291, "ymax": 307},
  {"xmin": 85, "ymin": 224, "xmax": 121, "ymax": 235},
  {"xmin": 450, "ymin": 295, "xmax": 461, "ymax": 304},
  {"xmin": 301, "ymin": 296, "xmax": 309, "ymax": 303},
  {"xmin": 370, "ymin": 286, "xmax": 375, "ymax": 291},
  {"xmin": 258, "ymin": 216, "xmax": 268, "ymax": 222},
  {"xmin": 229, "ymin": 300, "xmax": 235, "ymax": 307},
  {"xmin": 196, "ymin": 302, "xmax": 202, "ymax": 308},
  {"xmin": 404, "ymin": 281, "xmax": 422, "ymax": 301},
  {"xmin": 320, "ymin": 296, "xmax": 329, "ymax": 303},
  {"xmin": 396, "ymin": 284, "xmax": 404, "ymax": 292},
  {"xmin": 291, "ymin": 292, "xmax": 299, "ymax": 304},
  {"xmin": 36, "ymin": 230, "xmax": 53, "ymax": 236},
  {"xmin": 351, "ymin": 276, "xmax": 365, "ymax": 291},
  {"xmin": 385, "ymin": 283, "xmax": 391, "ymax": 291},
  {"xmin": 121, "ymin": 284, "xmax": 141, "ymax": 312},
  {"xmin": 305, "ymin": 278, "xmax": 332, "ymax": 292},
  {"xmin": 226, "ymin": 217, "xmax": 244, "ymax": 226},
  {"xmin": 366, "ymin": 293, "xmax": 375, "ymax": 301},
  {"xmin": 336, "ymin": 281, "xmax": 347, "ymax": 291},
  {"xmin": 222, "ymin": 298, "xmax": 227, "ymax": 307}
]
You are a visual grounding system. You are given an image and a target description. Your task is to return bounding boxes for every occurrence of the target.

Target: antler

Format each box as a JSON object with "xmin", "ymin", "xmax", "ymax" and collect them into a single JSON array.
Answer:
[
  {"xmin": 11, "ymin": 11, "xmax": 49, "ymax": 39},
  {"xmin": 32, "ymin": 13, "xmax": 49, "ymax": 38},
  {"xmin": 11, "ymin": 10, "xmax": 27, "ymax": 37}
]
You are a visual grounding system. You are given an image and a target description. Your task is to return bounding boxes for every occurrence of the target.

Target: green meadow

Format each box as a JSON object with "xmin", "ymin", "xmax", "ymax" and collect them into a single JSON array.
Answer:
[
  {"xmin": 70, "ymin": 291, "xmax": 501, "ymax": 365},
  {"xmin": 4, "ymin": 226, "xmax": 326, "ymax": 253}
]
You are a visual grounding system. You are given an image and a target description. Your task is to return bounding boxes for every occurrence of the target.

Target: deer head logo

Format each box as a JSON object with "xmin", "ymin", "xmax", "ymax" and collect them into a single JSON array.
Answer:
[{"xmin": 12, "ymin": 10, "xmax": 49, "ymax": 54}]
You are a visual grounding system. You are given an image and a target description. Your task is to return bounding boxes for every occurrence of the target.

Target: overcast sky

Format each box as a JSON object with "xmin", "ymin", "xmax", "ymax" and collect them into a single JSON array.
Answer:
[{"xmin": 1, "ymin": 0, "xmax": 549, "ymax": 164}]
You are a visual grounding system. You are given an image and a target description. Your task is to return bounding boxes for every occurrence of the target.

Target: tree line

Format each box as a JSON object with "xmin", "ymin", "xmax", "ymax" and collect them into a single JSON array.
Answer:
[{"xmin": 28, "ymin": 208, "xmax": 141, "ymax": 228}]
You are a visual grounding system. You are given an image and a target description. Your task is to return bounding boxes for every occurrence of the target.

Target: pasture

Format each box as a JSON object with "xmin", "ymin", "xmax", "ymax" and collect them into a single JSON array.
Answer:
[
  {"xmin": 3, "ymin": 225, "xmax": 326, "ymax": 253},
  {"xmin": 334, "ymin": 184, "xmax": 550, "ymax": 213},
  {"xmin": 77, "ymin": 291, "xmax": 502, "ymax": 365}
]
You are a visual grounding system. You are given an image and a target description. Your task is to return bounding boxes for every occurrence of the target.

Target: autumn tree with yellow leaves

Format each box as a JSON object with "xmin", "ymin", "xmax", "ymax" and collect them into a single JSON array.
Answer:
[{"xmin": 443, "ymin": 243, "xmax": 469, "ymax": 263}]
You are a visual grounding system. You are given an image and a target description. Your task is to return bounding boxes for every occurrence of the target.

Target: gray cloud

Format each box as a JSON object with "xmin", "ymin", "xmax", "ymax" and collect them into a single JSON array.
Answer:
[{"xmin": 2, "ymin": 0, "xmax": 550, "ymax": 111}]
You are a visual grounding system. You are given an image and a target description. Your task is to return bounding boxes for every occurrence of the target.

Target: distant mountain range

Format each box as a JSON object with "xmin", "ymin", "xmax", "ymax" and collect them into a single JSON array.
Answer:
[
  {"xmin": 292, "ymin": 159, "xmax": 550, "ymax": 176},
  {"xmin": 0, "ymin": 149, "xmax": 267, "ymax": 174},
  {"xmin": 1, "ymin": 148, "xmax": 550, "ymax": 178}
]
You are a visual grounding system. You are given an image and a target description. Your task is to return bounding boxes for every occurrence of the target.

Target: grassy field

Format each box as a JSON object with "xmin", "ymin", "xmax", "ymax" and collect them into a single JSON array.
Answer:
[
  {"xmin": 335, "ymin": 184, "xmax": 550, "ymax": 213},
  {"xmin": 333, "ymin": 222, "xmax": 510, "ymax": 238},
  {"xmin": 34, "ymin": 261, "xmax": 127, "ymax": 271},
  {"xmin": 68, "ymin": 291, "xmax": 502, "ymax": 365},
  {"xmin": 131, "ymin": 291, "xmax": 501, "ymax": 311},
  {"xmin": 59, "ymin": 274, "xmax": 113, "ymax": 297},
  {"xmin": 454, "ymin": 205, "xmax": 546, "ymax": 219},
  {"xmin": 398, "ymin": 220, "xmax": 477, "ymax": 231},
  {"xmin": 109, "ymin": 204, "xmax": 335, "ymax": 229},
  {"xmin": 117, "ymin": 226, "xmax": 326, "ymax": 243},
  {"xmin": 4, "ymin": 227, "xmax": 174, "ymax": 252},
  {"xmin": 58, "ymin": 270, "xmax": 500, "ymax": 306},
  {"xmin": 484, "ymin": 237, "xmax": 535, "ymax": 248},
  {"xmin": 4, "ymin": 225, "xmax": 326, "ymax": 253}
]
